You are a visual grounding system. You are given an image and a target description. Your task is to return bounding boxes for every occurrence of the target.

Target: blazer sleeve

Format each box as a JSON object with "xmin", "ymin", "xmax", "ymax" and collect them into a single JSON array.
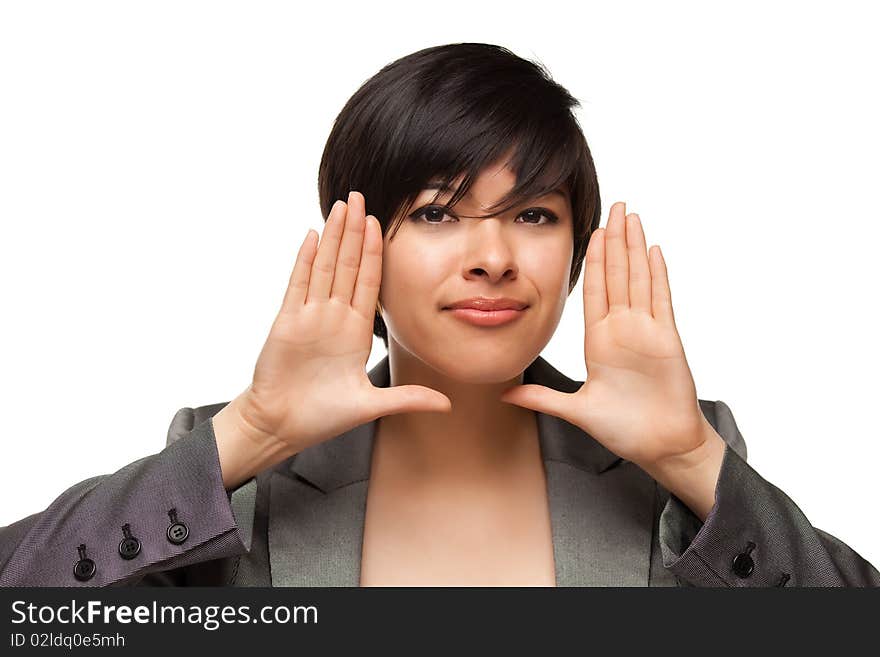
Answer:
[
  {"xmin": 0, "ymin": 406, "xmax": 258, "ymax": 587},
  {"xmin": 657, "ymin": 399, "xmax": 880, "ymax": 587}
]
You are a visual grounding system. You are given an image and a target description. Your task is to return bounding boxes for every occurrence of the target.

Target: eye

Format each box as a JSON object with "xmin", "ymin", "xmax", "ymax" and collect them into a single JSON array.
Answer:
[
  {"xmin": 408, "ymin": 205, "xmax": 560, "ymax": 225},
  {"xmin": 516, "ymin": 208, "xmax": 560, "ymax": 225},
  {"xmin": 408, "ymin": 205, "xmax": 457, "ymax": 224}
]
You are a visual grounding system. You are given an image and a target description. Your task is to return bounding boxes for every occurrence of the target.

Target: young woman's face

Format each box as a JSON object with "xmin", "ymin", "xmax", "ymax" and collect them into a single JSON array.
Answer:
[{"xmin": 379, "ymin": 157, "xmax": 574, "ymax": 383}]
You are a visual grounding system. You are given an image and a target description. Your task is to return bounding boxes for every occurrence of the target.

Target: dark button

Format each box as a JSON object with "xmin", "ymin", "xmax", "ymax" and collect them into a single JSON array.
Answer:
[
  {"xmin": 118, "ymin": 524, "xmax": 141, "ymax": 560},
  {"xmin": 166, "ymin": 508, "xmax": 189, "ymax": 545},
  {"xmin": 732, "ymin": 540, "xmax": 756, "ymax": 578},
  {"xmin": 166, "ymin": 522, "xmax": 189, "ymax": 545},
  {"xmin": 73, "ymin": 559, "xmax": 96, "ymax": 581},
  {"xmin": 118, "ymin": 537, "xmax": 141, "ymax": 559},
  {"xmin": 73, "ymin": 544, "xmax": 96, "ymax": 582},
  {"xmin": 732, "ymin": 553, "xmax": 754, "ymax": 577}
]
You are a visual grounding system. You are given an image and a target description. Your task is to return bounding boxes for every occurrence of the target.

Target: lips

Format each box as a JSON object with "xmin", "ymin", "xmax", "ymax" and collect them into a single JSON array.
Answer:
[
  {"xmin": 444, "ymin": 297, "xmax": 528, "ymax": 311},
  {"xmin": 442, "ymin": 297, "xmax": 529, "ymax": 327}
]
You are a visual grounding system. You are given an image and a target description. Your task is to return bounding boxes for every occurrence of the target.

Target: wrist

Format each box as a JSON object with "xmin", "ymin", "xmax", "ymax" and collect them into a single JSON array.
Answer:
[
  {"xmin": 641, "ymin": 418, "xmax": 727, "ymax": 522},
  {"xmin": 212, "ymin": 394, "xmax": 297, "ymax": 490}
]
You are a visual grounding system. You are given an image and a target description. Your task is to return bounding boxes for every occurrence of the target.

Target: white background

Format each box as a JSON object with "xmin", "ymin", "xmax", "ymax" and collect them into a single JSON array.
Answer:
[{"xmin": 1, "ymin": 1, "xmax": 878, "ymax": 573}]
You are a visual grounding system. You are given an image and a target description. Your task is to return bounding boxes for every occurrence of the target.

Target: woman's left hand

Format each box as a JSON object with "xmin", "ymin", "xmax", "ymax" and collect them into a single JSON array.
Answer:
[{"xmin": 500, "ymin": 201, "xmax": 718, "ymax": 474}]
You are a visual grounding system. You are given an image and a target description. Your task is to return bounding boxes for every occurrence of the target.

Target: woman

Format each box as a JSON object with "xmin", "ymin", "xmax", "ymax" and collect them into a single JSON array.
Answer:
[{"xmin": 1, "ymin": 43, "xmax": 877, "ymax": 587}]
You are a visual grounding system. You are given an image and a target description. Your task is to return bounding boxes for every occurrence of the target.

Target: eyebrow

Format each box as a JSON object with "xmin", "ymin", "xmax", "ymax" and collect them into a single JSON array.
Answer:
[{"xmin": 424, "ymin": 180, "xmax": 569, "ymax": 202}]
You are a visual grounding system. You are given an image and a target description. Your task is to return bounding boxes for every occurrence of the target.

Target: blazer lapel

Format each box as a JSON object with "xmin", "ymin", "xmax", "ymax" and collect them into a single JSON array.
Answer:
[
  {"xmin": 267, "ymin": 359, "xmax": 385, "ymax": 587},
  {"xmin": 269, "ymin": 355, "xmax": 655, "ymax": 586},
  {"xmin": 525, "ymin": 358, "xmax": 656, "ymax": 586}
]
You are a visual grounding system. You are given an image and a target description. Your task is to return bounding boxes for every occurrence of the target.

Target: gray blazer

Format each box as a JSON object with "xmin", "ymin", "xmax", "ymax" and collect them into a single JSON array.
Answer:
[{"xmin": 1, "ymin": 355, "xmax": 877, "ymax": 587}]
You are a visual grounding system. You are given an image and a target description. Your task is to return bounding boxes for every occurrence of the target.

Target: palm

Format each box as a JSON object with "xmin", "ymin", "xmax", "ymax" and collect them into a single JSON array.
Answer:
[
  {"xmin": 577, "ymin": 305, "xmax": 700, "ymax": 465},
  {"xmin": 237, "ymin": 192, "xmax": 451, "ymax": 453},
  {"xmin": 252, "ymin": 298, "xmax": 375, "ymax": 433},
  {"xmin": 500, "ymin": 202, "xmax": 706, "ymax": 468}
]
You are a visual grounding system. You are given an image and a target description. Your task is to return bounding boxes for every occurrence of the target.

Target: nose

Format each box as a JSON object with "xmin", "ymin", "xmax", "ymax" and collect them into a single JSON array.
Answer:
[{"xmin": 461, "ymin": 218, "xmax": 518, "ymax": 283}]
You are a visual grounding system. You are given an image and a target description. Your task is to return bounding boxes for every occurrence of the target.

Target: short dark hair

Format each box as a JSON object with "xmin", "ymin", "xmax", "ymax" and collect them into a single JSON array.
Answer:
[{"xmin": 317, "ymin": 43, "xmax": 602, "ymax": 349}]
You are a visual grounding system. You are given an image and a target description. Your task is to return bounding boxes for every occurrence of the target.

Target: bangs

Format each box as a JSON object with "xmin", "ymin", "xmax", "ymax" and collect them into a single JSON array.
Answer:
[{"xmin": 385, "ymin": 111, "xmax": 583, "ymax": 240}]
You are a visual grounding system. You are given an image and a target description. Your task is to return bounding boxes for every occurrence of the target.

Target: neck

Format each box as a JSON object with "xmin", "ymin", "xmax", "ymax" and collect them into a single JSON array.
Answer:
[{"xmin": 374, "ymin": 341, "xmax": 541, "ymax": 482}]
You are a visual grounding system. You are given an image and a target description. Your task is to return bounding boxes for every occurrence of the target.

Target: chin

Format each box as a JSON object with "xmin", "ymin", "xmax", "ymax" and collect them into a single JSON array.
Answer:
[
  {"xmin": 422, "ymin": 344, "xmax": 539, "ymax": 384},
  {"xmin": 388, "ymin": 318, "xmax": 549, "ymax": 382}
]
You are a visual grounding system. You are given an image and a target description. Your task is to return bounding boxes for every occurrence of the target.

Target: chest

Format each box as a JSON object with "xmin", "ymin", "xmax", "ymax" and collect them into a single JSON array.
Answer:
[{"xmin": 359, "ymin": 461, "xmax": 557, "ymax": 587}]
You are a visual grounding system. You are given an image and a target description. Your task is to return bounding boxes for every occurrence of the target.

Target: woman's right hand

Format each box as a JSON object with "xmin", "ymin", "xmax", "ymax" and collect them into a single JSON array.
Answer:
[{"xmin": 216, "ymin": 191, "xmax": 451, "ymax": 473}]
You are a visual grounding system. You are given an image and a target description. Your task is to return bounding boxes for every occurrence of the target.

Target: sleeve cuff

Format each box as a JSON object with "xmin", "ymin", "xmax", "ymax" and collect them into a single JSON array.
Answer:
[
  {"xmin": 2, "ymin": 416, "xmax": 255, "ymax": 587},
  {"xmin": 659, "ymin": 440, "xmax": 814, "ymax": 587}
]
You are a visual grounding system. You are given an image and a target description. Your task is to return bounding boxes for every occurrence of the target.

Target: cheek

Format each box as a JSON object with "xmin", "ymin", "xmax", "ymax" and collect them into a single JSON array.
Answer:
[
  {"xmin": 380, "ymin": 238, "xmax": 451, "ymax": 305},
  {"xmin": 521, "ymin": 239, "xmax": 573, "ymax": 301}
]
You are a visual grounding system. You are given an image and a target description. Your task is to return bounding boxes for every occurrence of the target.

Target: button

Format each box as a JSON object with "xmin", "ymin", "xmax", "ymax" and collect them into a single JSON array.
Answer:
[
  {"xmin": 118, "ymin": 524, "xmax": 142, "ymax": 560},
  {"xmin": 73, "ymin": 544, "xmax": 96, "ymax": 582},
  {"xmin": 732, "ymin": 540, "xmax": 756, "ymax": 578},
  {"xmin": 118, "ymin": 537, "xmax": 141, "ymax": 559},
  {"xmin": 74, "ymin": 559, "xmax": 96, "ymax": 581},
  {"xmin": 166, "ymin": 508, "xmax": 189, "ymax": 545},
  {"xmin": 732, "ymin": 553, "xmax": 754, "ymax": 577},
  {"xmin": 167, "ymin": 522, "xmax": 189, "ymax": 544}
]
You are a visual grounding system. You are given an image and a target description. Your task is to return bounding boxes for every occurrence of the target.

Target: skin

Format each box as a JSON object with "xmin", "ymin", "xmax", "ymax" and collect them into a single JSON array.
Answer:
[
  {"xmin": 498, "ymin": 200, "xmax": 727, "ymax": 521},
  {"xmin": 376, "ymin": 154, "xmax": 726, "ymax": 521},
  {"xmin": 212, "ymin": 152, "xmax": 727, "ymax": 535},
  {"xmin": 375, "ymin": 154, "xmax": 574, "ymax": 482}
]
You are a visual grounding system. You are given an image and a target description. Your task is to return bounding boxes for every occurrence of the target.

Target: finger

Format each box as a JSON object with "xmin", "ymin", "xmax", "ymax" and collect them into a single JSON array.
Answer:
[
  {"xmin": 331, "ymin": 191, "xmax": 367, "ymax": 305},
  {"xmin": 625, "ymin": 212, "xmax": 652, "ymax": 315},
  {"xmin": 351, "ymin": 214, "xmax": 384, "ymax": 321},
  {"xmin": 370, "ymin": 385, "xmax": 452, "ymax": 419},
  {"xmin": 280, "ymin": 225, "xmax": 321, "ymax": 312},
  {"xmin": 499, "ymin": 385, "xmax": 576, "ymax": 427},
  {"xmin": 583, "ymin": 227, "xmax": 608, "ymax": 331},
  {"xmin": 649, "ymin": 245, "xmax": 675, "ymax": 325},
  {"xmin": 605, "ymin": 202, "xmax": 629, "ymax": 310},
  {"xmin": 308, "ymin": 198, "xmax": 348, "ymax": 302}
]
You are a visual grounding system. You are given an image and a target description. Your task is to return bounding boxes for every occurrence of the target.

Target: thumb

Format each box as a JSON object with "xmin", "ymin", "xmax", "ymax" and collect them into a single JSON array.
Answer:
[
  {"xmin": 500, "ymin": 384, "xmax": 576, "ymax": 424},
  {"xmin": 370, "ymin": 385, "xmax": 453, "ymax": 418}
]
